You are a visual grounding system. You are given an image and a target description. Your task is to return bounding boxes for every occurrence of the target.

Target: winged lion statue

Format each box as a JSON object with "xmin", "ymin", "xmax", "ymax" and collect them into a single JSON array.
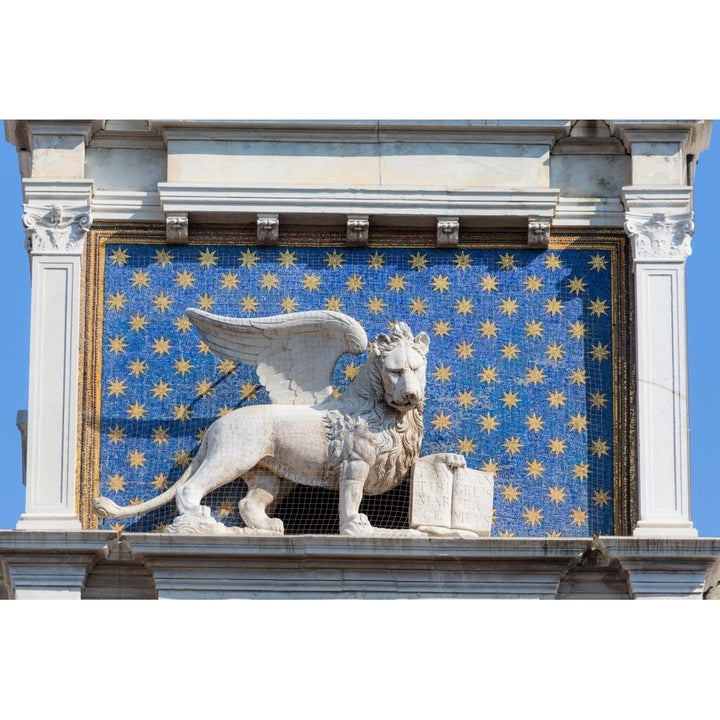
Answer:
[{"xmin": 93, "ymin": 308, "xmax": 451, "ymax": 536}]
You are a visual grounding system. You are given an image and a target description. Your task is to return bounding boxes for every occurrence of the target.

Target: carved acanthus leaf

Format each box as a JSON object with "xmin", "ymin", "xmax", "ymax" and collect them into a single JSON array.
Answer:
[
  {"xmin": 625, "ymin": 212, "xmax": 694, "ymax": 261},
  {"xmin": 22, "ymin": 204, "xmax": 92, "ymax": 254}
]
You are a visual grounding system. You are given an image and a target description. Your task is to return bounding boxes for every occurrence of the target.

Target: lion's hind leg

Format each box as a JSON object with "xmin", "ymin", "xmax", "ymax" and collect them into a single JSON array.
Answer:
[{"xmin": 239, "ymin": 469, "xmax": 290, "ymax": 534}]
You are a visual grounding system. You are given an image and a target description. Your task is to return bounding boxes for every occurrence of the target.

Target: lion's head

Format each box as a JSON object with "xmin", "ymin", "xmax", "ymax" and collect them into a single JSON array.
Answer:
[{"xmin": 372, "ymin": 322, "xmax": 429, "ymax": 412}]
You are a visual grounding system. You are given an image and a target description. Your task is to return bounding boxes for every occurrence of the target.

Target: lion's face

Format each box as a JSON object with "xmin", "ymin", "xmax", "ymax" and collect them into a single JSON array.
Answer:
[{"xmin": 374, "ymin": 326, "xmax": 430, "ymax": 412}]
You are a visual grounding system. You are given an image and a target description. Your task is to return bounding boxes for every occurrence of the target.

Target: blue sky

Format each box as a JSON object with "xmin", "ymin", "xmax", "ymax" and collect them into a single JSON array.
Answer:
[{"xmin": 0, "ymin": 124, "xmax": 718, "ymax": 536}]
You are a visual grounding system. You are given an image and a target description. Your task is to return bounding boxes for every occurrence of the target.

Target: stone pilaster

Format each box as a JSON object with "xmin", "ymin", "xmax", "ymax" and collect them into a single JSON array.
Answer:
[
  {"xmin": 16, "ymin": 180, "xmax": 93, "ymax": 530},
  {"xmin": 624, "ymin": 206, "xmax": 697, "ymax": 538}
]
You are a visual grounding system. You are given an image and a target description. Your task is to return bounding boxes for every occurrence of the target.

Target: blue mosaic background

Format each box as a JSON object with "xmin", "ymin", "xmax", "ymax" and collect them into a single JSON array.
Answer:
[{"xmin": 97, "ymin": 243, "xmax": 615, "ymax": 536}]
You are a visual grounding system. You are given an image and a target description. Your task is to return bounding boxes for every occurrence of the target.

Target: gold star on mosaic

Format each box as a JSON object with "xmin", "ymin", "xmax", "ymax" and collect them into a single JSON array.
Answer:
[
  {"xmin": 548, "ymin": 438, "xmax": 567, "ymax": 456},
  {"xmin": 501, "ymin": 484, "xmax": 521, "ymax": 502},
  {"xmin": 568, "ymin": 413, "xmax": 588, "ymax": 433},
  {"xmin": 107, "ymin": 378, "xmax": 127, "ymax": 398},
  {"xmin": 457, "ymin": 390, "xmax": 477, "ymax": 409},
  {"xmin": 503, "ymin": 436, "xmax": 523, "ymax": 455},
  {"xmin": 524, "ymin": 275, "xmax": 543, "ymax": 293},
  {"xmin": 239, "ymin": 249, "xmax": 259, "ymax": 268},
  {"xmin": 498, "ymin": 529, "xmax": 516, "ymax": 537},
  {"xmin": 302, "ymin": 273, "xmax": 322, "ymax": 292},
  {"xmin": 220, "ymin": 271, "xmax": 240, "ymax": 291},
  {"xmin": 525, "ymin": 365, "xmax": 546, "ymax": 386},
  {"xmin": 455, "ymin": 297, "xmax": 474, "ymax": 316},
  {"xmin": 195, "ymin": 427, "xmax": 208, "ymax": 443},
  {"xmin": 130, "ymin": 313, "xmax": 149, "ymax": 332},
  {"xmin": 543, "ymin": 252, "xmax": 562, "ymax": 270},
  {"xmin": 544, "ymin": 297, "xmax": 563, "ymax": 316},
  {"xmin": 240, "ymin": 295, "xmax": 259, "ymax": 313},
  {"xmin": 215, "ymin": 405, "xmax": 234, "ymax": 417},
  {"xmin": 523, "ymin": 506, "xmax": 544, "ymax": 527},
  {"xmin": 108, "ymin": 425, "xmax": 126, "ymax": 444},
  {"xmin": 479, "ymin": 319, "xmax": 499, "ymax": 339},
  {"xmin": 590, "ymin": 342, "xmax": 610, "ymax": 362},
  {"xmin": 110, "ymin": 247, "xmax": 130, "ymax": 265},
  {"xmin": 525, "ymin": 459, "xmax": 545, "ymax": 479},
  {"xmin": 197, "ymin": 293, "xmax": 216, "ymax": 311},
  {"xmin": 152, "ymin": 473, "xmax": 169, "ymax": 491},
  {"xmin": 431, "ymin": 412, "xmax": 452, "ymax": 431},
  {"xmin": 152, "ymin": 337, "xmax": 172, "ymax": 355},
  {"xmin": 525, "ymin": 412, "xmax": 544, "ymax": 433},
  {"xmin": 367, "ymin": 252, "xmax": 384, "ymax": 270},
  {"xmin": 108, "ymin": 473, "xmax": 126, "ymax": 492},
  {"xmin": 218, "ymin": 500, "xmax": 236, "ymax": 518},
  {"xmin": 409, "ymin": 252, "xmax": 428, "ymax": 271},
  {"xmin": 501, "ymin": 390, "xmax": 521, "ymax": 410},
  {"xmin": 126, "ymin": 401, "xmax": 148, "ymax": 421},
  {"xmin": 107, "ymin": 291, "xmax": 128, "ymax": 311},
  {"xmin": 173, "ymin": 449, "xmax": 193, "ymax": 468},
  {"xmin": 573, "ymin": 462, "xmax": 589, "ymax": 481},
  {"xmin": 433, "ymin": 364, "xmax": 452, "ymax": 383},
  {"xmin": 409, "ymin": 297, "xmax": 428, "ymax": 315},
  {"xmin": 174, "ymin": 357, "xmax": 193, "ymax": 375},
  {"xmin": 589, "ymin": 253, "xmax": 608, "ymax": 271},
  {"xmin": 172, "ymin": 404, "xmax": 193, "ymax": 422},
  {"xmin": 593, "ymin": 489, "xmax": 611, "ymax": 508},
  {"xmin": 498, "ymin": 252, "xmax": 516, "ymax": 271},
  {"xmin": 590, "ymin": 391, "xmax": 607, "ymax": 409},
  {"xmin": 547, "ymin": 389, "xmax": 566, "ymax": 408},
  {"xmin": 568, "ymin": 369, "xmax": 587, "ymax": 385},
  {"xmin": 154, "ymin": 249, "xmax": 173, "ymax": 267},
  {"xmin": 545, "ymin": 342, "xmax": 565, "ymax": 362},
  {"xmin": 216, "ymin": 359, "xmax": 236, "ymax": 376},
  {"xmin": 131, "ymin": 269, "xmax": 151, "ymax": 288},
  {"xmin": 454, "ymin": 251, "xmax": 472, "ymax": 270},
  {"xmin": 129, "ymin": 498, "xmax": 143, "ymax": 506},
  {"xmin": 110, "ymin": 522, "xmax": 126, "ymax": 533},
  {"xmin": 153, "ymin": 292, "xmax": 173, "ymax": 312},
  {"xmin": 455, "ymin": 341, "xmax": 475, "ymax": 360},
  {"xmin": 457, "ymin": 437, "xmax": 476, "ymax": 454},
  {"xmin": 367, "ymin": 296, "xmax": 387, "ymax": 314},
  {"xmin": 388, "ymin": 273, "xmax": 407, "ymax": 292},
  {"xmin": 151, "ymin": 426, "xmax": 170, "ymax": 445},
  {"xmin": 152, "ymin": 523, "xmax": 167, "ymax": 533},
  {"xmin": 568, "ymin": 320, "xmax": 587, "ymax": 340},
  {"xmin": 524, "ymin": 320, "xmax": 544, "ymax": 339},
  {"xmin": 108, "ymin": 335, "xmax": 127, "ymax": 354},
  {"xmin": 546, "ymin": 530, "xmax": 563, "ymax": 538},
  {"xmin": 569, "ymin": 507, "xmax": 588, "ymax": 527},
  {"xmin": 345, "ymin": 273, "xmax": 364, "ymax": 292},
  {"xmin": 499, "ymin": 297, "xmax": 519, "ymax": 316},
  {"xmin": 479, "ymin": 274, "xmax": 499, "ymax": 293},
  {"xmin": 589, "ymin": 298, "xmax": 609, "ymax": 317},
  {"xmin": 195, "ymin": 379, "xmax": 214, "ymax": 398},
  {"xmin": 128, "ymin": 450, "xmax": 147, "ymax": 469},
  {"xmin": 478, "ymin": 412, "xmax": 499, "ymax": 434},
  {"xmin": 173, "ymin": 315, "xmax": 192, "ymax": 333},
  {"xmin": 548, "ymin": 486, "xmax": 567, "ymax": 505},
  {"xmin": 320, "ymin": 250, "xmax": 344, "ymax": 269},
  {"xmin": 432, "ymin": 319, "xmax": 452, "ymax": 338},
  {"xmin": 151, "ymin": 380, "xmax": 172, "ymax": 400},
  {"xmin": 431, "ymin": 274, "xmax": 451, "ymax": 293},
  {"xmin": 240, "ymin": 381, "xmax": 259, "ymax": 400},
  {"xmin": 343, "ymin": 361, "xmax": 360, "ymax": 381},
  {"xmin": 174, "ymin": 269, "xmax": 196, "ymax": 289},
  {"xmin": 280, "ymin": 296, "xmax": 299, "ymax": 313},
  {"xmin": 591, "ymin": 438, "xmax": 610, "ymax": 458},
  {"xmin": 259, "ymin": 272, "xmax": 279, "ymax": 291},
  {"xmin": 482, "ymin": 459, "xmax": 500, "ymax": 474},
  {"xmin": 277, "ymin": 249, "xmax": 296, "ymax": 268},
  {"xmin": 199, "ymin": 343, "xmax": 213, "ymax": 358},
  {"xmin": 567, "ymin": 276, "xmax": 587, "ymax": 295},
  {"xmin": 479, "ymin": 365, "xmax": 499, "ymax": 383},
  {"xmin": 128, "ymin": 358, "xmax": 147, "ymax": 377}
]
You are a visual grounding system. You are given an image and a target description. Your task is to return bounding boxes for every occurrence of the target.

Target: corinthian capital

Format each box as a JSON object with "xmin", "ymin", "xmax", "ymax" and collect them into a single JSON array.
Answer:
[
  {"xmin": 22, "ymin": 204, "xmax": 92, "ymax": 255},
  {"xmin": 625, "ymin": 212, "xmax": 694, "ymax": 262}
]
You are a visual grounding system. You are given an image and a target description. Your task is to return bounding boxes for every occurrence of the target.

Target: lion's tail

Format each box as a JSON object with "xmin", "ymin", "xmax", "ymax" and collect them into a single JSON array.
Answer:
[{"xmin": 92, "ymin": 441, "xmax": 207, "ymax": 519}]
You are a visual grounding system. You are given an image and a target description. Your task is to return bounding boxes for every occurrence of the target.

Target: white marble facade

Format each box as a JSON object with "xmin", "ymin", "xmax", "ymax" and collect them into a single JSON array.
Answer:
[{"xmin": 1, "ymin": 119, "xmax": 716, "ymax": 599}]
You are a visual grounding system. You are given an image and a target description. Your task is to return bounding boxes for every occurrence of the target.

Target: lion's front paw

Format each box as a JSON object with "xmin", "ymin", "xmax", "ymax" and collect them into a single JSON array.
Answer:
[{"xmin": 340, "ymin": 513, "xmax": 373, "ymax": 536}]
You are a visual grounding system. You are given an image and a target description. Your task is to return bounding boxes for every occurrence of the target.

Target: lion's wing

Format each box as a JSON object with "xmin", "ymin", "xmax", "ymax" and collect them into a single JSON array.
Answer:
[{"xmin": 186, "ymin": 308, "xmax": 368, "ymax": 405}]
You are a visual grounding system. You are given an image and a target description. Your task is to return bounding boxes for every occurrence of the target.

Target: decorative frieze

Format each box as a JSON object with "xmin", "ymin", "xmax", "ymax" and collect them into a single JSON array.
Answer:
[
  {"xmin": 436, "ymin": 217, "xmax": 459, "ymax": 247},
  {"xmin": 528, "ymin": 218, "xmax": 550, "ymax": 248},
  {"xmin": 624, "ymin": 212, "xmax": 694, "ymax": 262},
  {"xmin": 346, "ymin": 215, "xmax": 369, "ymax": 245},
  {"xmin": 22, "ymin": 204, "xmax": 92, "ymax": 255},
  {"xmin": 257, "ymin": 213, "xmax": 279, "ymax": 245}
]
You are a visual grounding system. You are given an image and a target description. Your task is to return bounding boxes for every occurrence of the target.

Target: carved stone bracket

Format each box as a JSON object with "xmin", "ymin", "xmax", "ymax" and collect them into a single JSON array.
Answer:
[
  {"xmin": 257, "ymin": 213, "xmax": 279, "ymax": 245},
  {"xmin": 22, "ymin": 205, "xmax": 92, "ymax": 255},
  {"xmin": 346, "ymin": 215, "xmax": 369, "ymax": 245},
  {"xmin": 437, "ymin": 217, "xmax": 459, "ymax": 247},
  {"xmin": 166, "ymin": 213, "xmax": 189, "ymax": 243},
  {"xmin": 624, "ymin": 212, "xmax": 694, "ymax": 262},
  {"xmin": 528, "ymin": 218, "xmax": 550, "ymax": 248}
]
